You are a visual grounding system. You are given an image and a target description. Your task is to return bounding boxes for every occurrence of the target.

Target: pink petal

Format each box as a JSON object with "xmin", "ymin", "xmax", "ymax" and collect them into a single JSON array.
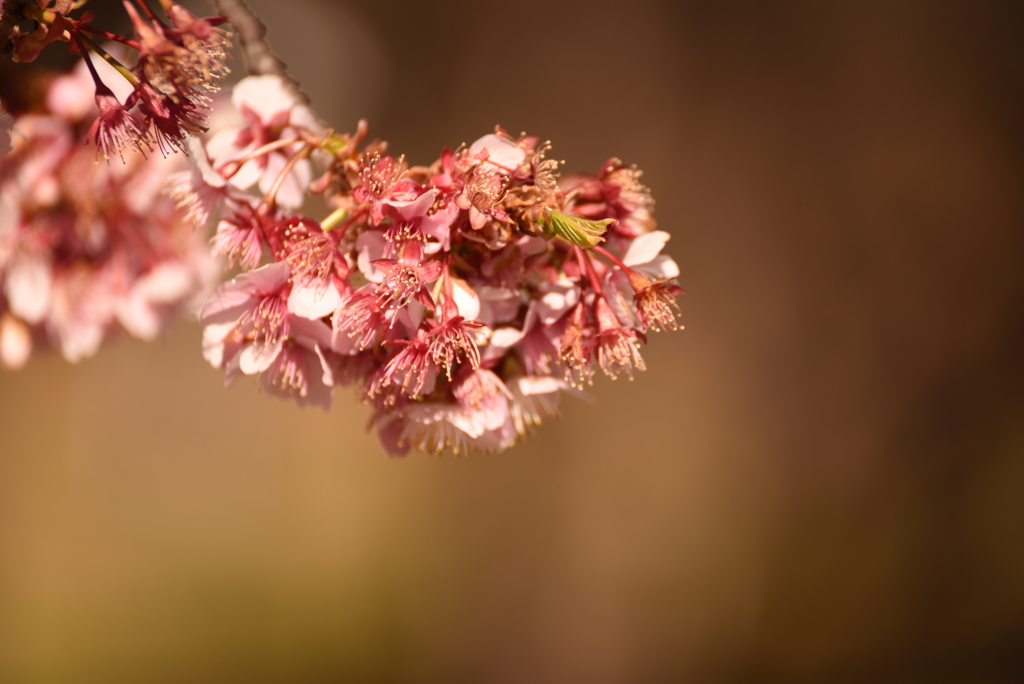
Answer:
[
  {"xmin": 356, "ymin": 231, "xmax": 388, "ymax": 283},
  {"xmin": 231, "ymin": 75, "xmax": 299, "ymax": 123},
  {"xmin": 200, "ymin": 262, "xmax": 289, "ymax": 324},
  {"xmin": 259, "ymin": 153, "xmax": 311, "ymax": 210},
  {"xmin": 417, "ymin": 260, "xmax": 444, "ymax": 283},
  {"xmin": 388, "ymin": 188, "xmax": 436, "ymax": 221},
  {"xmin": 289, "ymin": 315, "xmax": 333, "ymax": 350},
  {"xmin": 420, "ymin": 202, "xmax": 458, "ymax": 251},
  {"xmin": 469, "ymin": 134, "xmax": 526, "ymax": 170}
]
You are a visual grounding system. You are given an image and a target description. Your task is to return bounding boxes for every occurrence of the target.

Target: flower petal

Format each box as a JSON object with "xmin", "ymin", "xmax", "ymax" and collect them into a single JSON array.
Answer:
[
  {"xmin": 622, "ymin": 230, "xmax": 671, "ymax": 266},
  {"xmin": 287, "ymin": 280, "xmax": 344, "ymax": 320},
  {"xmin": 469, "ymin": 134, "xmax": 526, "ymax": 170},
  {"xmin": 239, "ymin": 340, "xmax": 284, "ymax": 374},
  {"xmin": 5, "ymin": 257, "xmax": 52, "ymax": 324}
]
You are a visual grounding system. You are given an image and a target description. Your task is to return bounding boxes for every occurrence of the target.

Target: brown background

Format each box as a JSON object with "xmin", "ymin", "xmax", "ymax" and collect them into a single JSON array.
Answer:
[{"xmin": 1, "ymin": 1, "xmax": 1023, "ymax": 682}]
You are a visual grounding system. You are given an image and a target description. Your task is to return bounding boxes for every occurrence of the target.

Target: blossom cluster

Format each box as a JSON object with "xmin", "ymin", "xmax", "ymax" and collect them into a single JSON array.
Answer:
[
  {"xmin": 0, "ymin": 60, "xmax": 214, "ymax": 369},
  {"xmin": 5, "ymin": 0, "xmax": 230, "ymax": 160},
  {"xmin": 193, "ymin": 75, "xmax": 683, "ymax": 455}
]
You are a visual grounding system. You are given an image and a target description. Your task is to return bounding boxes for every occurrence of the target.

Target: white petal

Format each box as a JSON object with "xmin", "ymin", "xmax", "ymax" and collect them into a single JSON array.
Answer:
[
  {"xmin": 475, "ymin": 286, "xmax": 520, "ymax": 326},
  {"xmin": 536, "ymin": 278, "xmax": 579, "ymax": 325},
  {"xmin": 287, "ymin": 280, "xmax": 344, "ymax": 320},
  {"xmin": 636, "ymin": 255, "xmax": 680, "ymax": 280},
  {"xmin": 136, "ymin": 262, "xmax": 194, "ymax": 303},
  {"xmin": 513, "ymin": 375, "xmax": 564, "ymax": 396},
  {"xmin": 186, "ymin": 136, "xmax": 226, "ymax": 188},
  {"xmin": 202, "ymin": 322, "xmax": 235, "ymax": 368},
  {"xmin": 59, "ymin": 320, "xmax": 104, "ymax": 363},
  {"xmin": 231, "ymin": 75, "xmax": 298, "ymax": 122},
  {"xmin": 0, "ymin": 314, "xmax": 32, "ymax": 369},
  {"xmin": 489, "ymin": 326, "xmax": 527, "ymax": 350},
  {"xmin": 622, "ymin": 230, "xmax": 671, "ymax": 266},
  {"xmin": 116, "ymin": 292, "xmax": 161, "ymax": 340},
  {"xmin": 355, "ymin": 231, "xmax": 387, "ymax": 283},
  {"xmin": 5, "ymin": 257, "xmax": 51, "ymax": 324},
  {"xmin": 239, "ymin": 340, "xmax": 283, "ymax": 374},
  {"xmin": 451, "ymin": 278, "xmax": 481, "ymax": 321},
  {"xmin": 205, "ymin": 128, "xmax": 248, "ymax": 166}
]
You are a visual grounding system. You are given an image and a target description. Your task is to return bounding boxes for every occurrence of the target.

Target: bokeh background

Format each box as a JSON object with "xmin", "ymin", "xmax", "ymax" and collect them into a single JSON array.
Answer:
[{"xmin": 2, "ymin": 1, "xmax": 1023, "ymax": 682}]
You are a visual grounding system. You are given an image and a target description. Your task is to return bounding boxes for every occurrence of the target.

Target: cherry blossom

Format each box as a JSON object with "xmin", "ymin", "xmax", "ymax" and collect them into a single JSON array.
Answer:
[
  {"xmin": 194, "ymin": 93, "xmax": 685, "ymax": 455},
  {"xmin": 0, "ymin": 65, "xmax": 214, "ymax": 369}
]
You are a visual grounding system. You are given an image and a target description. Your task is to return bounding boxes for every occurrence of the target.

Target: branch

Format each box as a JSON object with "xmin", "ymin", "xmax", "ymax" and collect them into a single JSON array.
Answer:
[{"xmin": 209, "ymin": 0, "xmax": 309, "ymax": 105}]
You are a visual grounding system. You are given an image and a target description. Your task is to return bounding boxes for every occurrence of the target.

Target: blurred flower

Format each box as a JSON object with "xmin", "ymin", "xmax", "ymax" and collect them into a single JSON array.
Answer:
[{"xmin": 0, "ymin": 63, "xmax": 214, "ymax": 369}]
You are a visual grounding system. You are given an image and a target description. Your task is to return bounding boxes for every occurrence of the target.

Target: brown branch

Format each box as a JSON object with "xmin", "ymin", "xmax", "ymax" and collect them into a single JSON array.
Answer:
[{"xmin": 209, "ymin": 0, "xmax": 309, "ymax": 105}]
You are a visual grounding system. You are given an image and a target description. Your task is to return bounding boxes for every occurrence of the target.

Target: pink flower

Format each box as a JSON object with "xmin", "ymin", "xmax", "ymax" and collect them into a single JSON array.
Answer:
[
  {"xmin": 165, "ymin": 136, "xmax": 232, "ymax": 227},
  {"xmin": 367, "ymin": 328, "xmax": 437, "ymax": 403},
  {"xmin": 88, "ymin": 81, "xmax": 149, "ymax": 162},
  {"xmin": 205, "ymin": 75, "xmax": 318, "ymax": 209},
  {"xmin": 370, "ymin": 240, "xmax": 443, "ymax": 311},
  {"xmin": 332, "ymin": 287, "xmax": 385, "ymax": 352},
  {"xmin": 135, "ymin": 82, "xmax": 208, "ymax": 156},
  {"xmin": 455, "ymin": 166, "xmax": 512, "ymax": 230},
  {"xmin": 193, "ymin": 103, "xmax": 682, "ymax": 454},
  {"xmin": 352, "ymin": 152, "xmax": 414, "ymax": 225},
  {"xmin": 424, "ymin": 272, "xmax": 486, "ymax": 379},
  {"xmin": 210, "ymin": 206, "xmax": 266, "ymax": 270},
  {"xmin": 0, "ymin": 72, "xmax": 212, "ymax": 368},
  {"xmin": 280, "ymin": 217, "xmax": 337, "ymax": 291},
  {"xmin": 200, "ymin": 262, "xmax": 291, "ymax": 346}
]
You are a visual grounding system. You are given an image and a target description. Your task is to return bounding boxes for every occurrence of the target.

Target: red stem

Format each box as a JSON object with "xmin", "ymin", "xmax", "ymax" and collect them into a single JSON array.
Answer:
[
  {"xmin": 131, "ymin": 0, "xmax": 160, "ymax": 22},
  {"xmin": 71, "ymin": 31, "xmax": 103, "ymax": 86},
  {"xmin": 75, "ymin": 24, "xmax": 141, "ymax": 50},
  {"xmin": 574, "ymin": 245, "xmax": 605, "ymax": 296},
  {"xmin": 259, "ymin": 144, "xmax": 313, "ymax": 213},
  {"xmin": 336, "ymin": 207, "xmax": 368, "ymax": 236},
  {"xmin": 592, "ymin": 244, "xmax": 634, "ymax": 274}
]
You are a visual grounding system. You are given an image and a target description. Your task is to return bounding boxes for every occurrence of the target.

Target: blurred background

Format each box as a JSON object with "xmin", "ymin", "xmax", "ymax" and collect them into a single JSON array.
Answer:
[{"xmin": 2, "ymin": 0, "xmax": 1023, "ymax": 682}]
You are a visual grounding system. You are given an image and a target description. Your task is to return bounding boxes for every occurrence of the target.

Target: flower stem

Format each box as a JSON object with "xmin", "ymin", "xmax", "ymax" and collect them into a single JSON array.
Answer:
[
  {"xmin": 216, "ymin": 136, "xmax": 301, "ymax": 178},
  {"xmin": 320, "ymin": 206, "xmax": 348, "ymax": 230},
  {"xmin": 574, "ymin": 246, "xmax": 605, "ymax": 296},
  {"xmin": 75, "ymin": 24, "xmax": 141, "ymax": 50},
  {"xmin": 592, "ymin": 244, "xmax": 634, "ymax": 273},
  {"xmin": 260, "ymin": 144, "xmax": 313, "ymax": 212},
  {"xmin": 77, "ymin": 33, "xmax": 141, "ymax": 87}
]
